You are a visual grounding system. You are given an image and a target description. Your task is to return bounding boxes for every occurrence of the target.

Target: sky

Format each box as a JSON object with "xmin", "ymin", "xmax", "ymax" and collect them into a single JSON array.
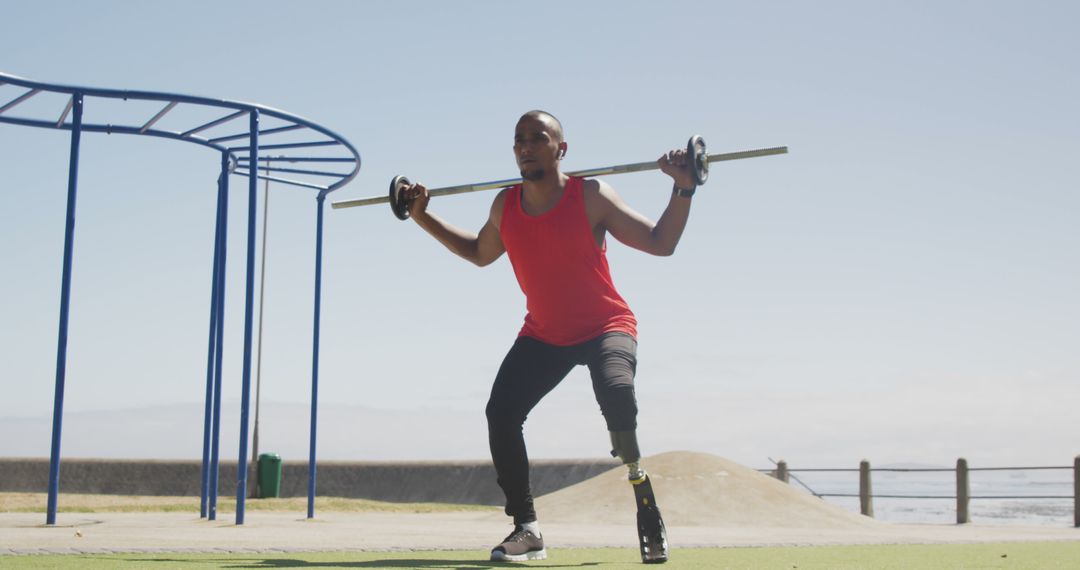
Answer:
[{"xmin": 1, "ymin": 1, "xmax": 1077, "ymax": 471}]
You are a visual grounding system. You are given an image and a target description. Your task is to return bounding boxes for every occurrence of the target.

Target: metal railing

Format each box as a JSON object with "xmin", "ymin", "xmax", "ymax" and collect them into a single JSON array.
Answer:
[{"xmin": 765, "ymin": 456, "xmax": 1080, "ymax": 526}]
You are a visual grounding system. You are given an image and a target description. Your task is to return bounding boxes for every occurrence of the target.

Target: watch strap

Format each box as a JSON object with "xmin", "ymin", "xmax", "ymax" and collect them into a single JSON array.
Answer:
[{"xmin": 673, "ymin": 183, "xmax": 696, "ymax": 198}]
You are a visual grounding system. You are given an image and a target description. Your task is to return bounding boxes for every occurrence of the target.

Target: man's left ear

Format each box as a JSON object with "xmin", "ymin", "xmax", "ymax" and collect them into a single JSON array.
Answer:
[{"xmin": 558, "ymin": 142, "xmax": 568, "ymax": 159}]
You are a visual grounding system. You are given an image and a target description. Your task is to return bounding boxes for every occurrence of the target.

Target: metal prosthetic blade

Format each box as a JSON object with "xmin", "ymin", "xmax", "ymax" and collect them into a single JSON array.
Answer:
[{"xmin": 632, "ymin": 475, "xmax": 669, "ymax": 564}]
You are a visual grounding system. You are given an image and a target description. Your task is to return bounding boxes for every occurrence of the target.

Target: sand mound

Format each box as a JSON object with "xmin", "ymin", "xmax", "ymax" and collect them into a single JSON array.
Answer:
[{"xmin": 534, "ymin": 451, "xmax": 876, "ymax": 528}]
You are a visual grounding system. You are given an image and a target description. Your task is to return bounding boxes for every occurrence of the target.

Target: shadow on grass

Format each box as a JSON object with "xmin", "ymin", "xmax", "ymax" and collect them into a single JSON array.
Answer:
[
  {"xmin": 239, "ymin": 559, "xmax": 601, "ymax": 568},
  {"xmin": 122, "ymin": 557, "xmax": 604, "ymax": 569}
]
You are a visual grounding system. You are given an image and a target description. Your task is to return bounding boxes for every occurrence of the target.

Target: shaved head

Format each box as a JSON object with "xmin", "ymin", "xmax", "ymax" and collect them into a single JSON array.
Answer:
[{"xmin": 519, "ymin": 110, "xmax": 564, "ymax": 143}]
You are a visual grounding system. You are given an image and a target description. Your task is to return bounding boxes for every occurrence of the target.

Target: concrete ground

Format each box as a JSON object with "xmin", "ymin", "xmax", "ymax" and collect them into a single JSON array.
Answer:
[{"xmin": 3, "ymin": 511, "xmax": 1079, "ymax": 555}]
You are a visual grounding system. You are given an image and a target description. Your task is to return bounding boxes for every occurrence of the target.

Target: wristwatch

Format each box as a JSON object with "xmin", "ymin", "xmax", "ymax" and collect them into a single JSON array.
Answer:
[{"xmin": 673, "ymin": 183, "xmax": 696, "ymax": 198}]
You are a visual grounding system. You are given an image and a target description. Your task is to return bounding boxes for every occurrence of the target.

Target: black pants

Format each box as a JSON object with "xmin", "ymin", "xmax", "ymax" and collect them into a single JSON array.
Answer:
[{"xmin": 485, "ymin": 332, "xmax": 638, "ymax": 524}]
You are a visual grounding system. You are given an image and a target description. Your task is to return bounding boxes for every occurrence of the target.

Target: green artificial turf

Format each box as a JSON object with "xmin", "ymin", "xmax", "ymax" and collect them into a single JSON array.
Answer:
[{"xmin": 4, "ymin": 542, "xmax": 1080, "ymax": 569}]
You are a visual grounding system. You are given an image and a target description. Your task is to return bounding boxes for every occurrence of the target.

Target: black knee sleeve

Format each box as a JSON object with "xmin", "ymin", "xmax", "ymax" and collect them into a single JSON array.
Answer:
[{"xmin": 598, "ymin": 385, "xmax": 638, "ymax": 432}]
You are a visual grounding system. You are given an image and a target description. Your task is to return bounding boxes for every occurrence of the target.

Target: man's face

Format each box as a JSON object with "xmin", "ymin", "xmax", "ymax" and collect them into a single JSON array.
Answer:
[{"xmin": 514, "ymin": 116, "xmax": 564, "ymax": 181}]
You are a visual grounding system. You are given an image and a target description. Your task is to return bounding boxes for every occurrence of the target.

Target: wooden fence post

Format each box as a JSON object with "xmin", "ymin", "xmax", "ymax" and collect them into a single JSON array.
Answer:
[
  {"xmin": 859, "ymin": 459, "xmax": 873, "ymax": 517},
  {"xmin": 956, "ymin": 457, "xmax": 970, "ymax": 524},
  {"xmin": 776, "ymin": 460, "xmax": 790, "ymax": 483},
  {"xmin": 1073, "ymin": 455, "xmax": 1079, "ymax": 528}
]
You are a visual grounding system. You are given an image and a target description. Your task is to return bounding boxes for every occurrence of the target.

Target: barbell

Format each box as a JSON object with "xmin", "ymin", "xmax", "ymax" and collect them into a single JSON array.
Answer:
[{"xmin": 330, "ymin": 136, "xmax": 788, "ymax": 220}]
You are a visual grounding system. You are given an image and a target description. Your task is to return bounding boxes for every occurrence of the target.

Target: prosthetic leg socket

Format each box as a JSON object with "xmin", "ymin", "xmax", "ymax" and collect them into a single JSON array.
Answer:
[{"xmin": 609, "ymin": 430, "xmax": 646, "ymax": 481}]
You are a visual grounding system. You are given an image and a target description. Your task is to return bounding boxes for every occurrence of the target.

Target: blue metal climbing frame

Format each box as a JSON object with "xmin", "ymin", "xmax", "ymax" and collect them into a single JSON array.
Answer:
[{"xmin": 0, "ymin": 71, "xmax": 360, "ymax": 525}]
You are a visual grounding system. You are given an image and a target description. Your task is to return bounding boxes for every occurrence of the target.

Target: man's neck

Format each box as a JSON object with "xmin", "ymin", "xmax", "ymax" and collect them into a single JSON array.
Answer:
[
  {"xmin": 520, "ymin": 171, "xmax": 569, "ymax": 215},
  {"xmin": 522, "ymin": 171, "xmax": 568, "ymax": 196}
]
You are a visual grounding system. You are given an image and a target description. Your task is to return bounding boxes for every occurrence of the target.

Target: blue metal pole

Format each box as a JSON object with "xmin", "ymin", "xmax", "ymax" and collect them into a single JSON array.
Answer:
[
  {"xmin": 200, "ymin": 164, "xmax": 227, "ymax": 519},
  {"xmin": 307, "ymin": 192, "xmax": 327, "ymax": 519},
  {"xmin": 236, "ymin": 110, "xmax": 259, "ymax": 524},
  {"xmin": 46, "ymin": 93, "xmax": 83, "ymax": 526},
  {"xmin": 209, "ymin": 152, "xmax": 230, "ymax": 521}
]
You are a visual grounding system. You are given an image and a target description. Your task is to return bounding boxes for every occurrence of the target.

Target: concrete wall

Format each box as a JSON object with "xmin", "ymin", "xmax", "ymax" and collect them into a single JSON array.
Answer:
[{"xmin": 0, "ymin": 458, "xmax": 618, "ymax": 505}]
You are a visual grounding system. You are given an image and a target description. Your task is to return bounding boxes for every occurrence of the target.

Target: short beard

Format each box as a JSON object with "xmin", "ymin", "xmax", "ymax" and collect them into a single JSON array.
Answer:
[{"xmin": 520, "ymin": 168, "xmax": 545, "ymax": 181}]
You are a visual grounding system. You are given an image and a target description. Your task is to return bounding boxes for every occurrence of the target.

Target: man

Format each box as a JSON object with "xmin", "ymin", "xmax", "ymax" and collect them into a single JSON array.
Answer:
[{"xmin": 405, "ymin": 111, "xmax": 697, "ymax": 563}]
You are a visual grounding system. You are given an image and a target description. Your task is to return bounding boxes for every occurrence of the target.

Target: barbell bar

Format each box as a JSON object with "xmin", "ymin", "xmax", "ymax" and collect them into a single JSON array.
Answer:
[{"xmin": 330, "ymin": 136, "xmax": 787, "ymax": 219}]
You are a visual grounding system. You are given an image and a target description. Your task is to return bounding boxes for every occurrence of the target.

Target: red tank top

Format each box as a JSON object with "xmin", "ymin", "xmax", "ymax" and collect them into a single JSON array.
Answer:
[{"xmin": 499, "ymin": 176, "xmax": 637, "ymax": 346}]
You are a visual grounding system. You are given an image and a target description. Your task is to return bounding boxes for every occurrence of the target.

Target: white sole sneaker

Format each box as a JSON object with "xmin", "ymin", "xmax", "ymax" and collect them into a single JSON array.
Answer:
[{"xmin": 490, "ymin": 548, "xmax": 548, "ymax": 561}]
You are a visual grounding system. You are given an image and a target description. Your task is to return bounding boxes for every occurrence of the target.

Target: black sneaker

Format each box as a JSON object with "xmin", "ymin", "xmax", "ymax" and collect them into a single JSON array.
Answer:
[{"xmin": 490, "ymin": 525, "xmax": 546, "ymax": 561}]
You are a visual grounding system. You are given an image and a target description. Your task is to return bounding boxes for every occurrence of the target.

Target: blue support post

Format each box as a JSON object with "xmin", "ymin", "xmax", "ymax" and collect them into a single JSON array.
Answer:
[
  {"xmin": 209, "ymin": 152, "xmax": 229, "ymax": 521},
  {"xmin": 46, "ymin": 93, "xmax": 83, "ymax": 526},
  {"xmin": 236, "ymin": 110, "xmax": 259, "ymax": 524},
  {"xmin": 307, "ymin": 192, "xmax": 327, "ymax": 519},
  {"xmin": 200, "ymin": 158, "xmax": 229, "ymax": 518},
  {"xmin": 0, "ymin": 74, "xmax": 361, "ymax": 528}
]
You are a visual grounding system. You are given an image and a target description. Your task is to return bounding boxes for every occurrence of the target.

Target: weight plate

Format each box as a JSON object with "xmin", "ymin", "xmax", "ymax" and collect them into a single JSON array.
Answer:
[
  {"xmin": 687, "ymin": 135, "xmax": 708, "ymax": 186},
  {"xmin": 389, "ymin": 175, "xmax": 411, "ymax": 220}
]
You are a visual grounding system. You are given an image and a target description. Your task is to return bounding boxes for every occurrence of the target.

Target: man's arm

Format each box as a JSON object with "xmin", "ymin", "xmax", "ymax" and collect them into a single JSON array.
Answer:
[
  {"xmin": 408, "ymin": 182, "xmax": 506, "ymax": 267},
  {"xmin": 591, "ymin": 148, "xmax": 698, "ymax": 257}
]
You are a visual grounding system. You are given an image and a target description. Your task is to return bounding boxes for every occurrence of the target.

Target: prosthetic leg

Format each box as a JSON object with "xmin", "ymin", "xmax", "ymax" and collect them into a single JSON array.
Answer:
[{"xmin": 611, "ymin": 431, "xmax": 668, "ymax": 564}]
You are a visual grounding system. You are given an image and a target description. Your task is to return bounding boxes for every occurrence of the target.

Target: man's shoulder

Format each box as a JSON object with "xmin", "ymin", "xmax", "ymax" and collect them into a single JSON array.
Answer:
[
  {"xmin": 578, "ymin": 176, "xmax": 599, "ymax": 191},
  {"xmin": 493, "ymin": 186, "xmax": 516, "ymax": 206},
  {"xmin": 490, "ymin": 186, "xmax": 514, "ymax": 227},
  {"xmin": 580, "ymin": 177, "xmax": 618, "ymax": 204},
  {"xmin": 578, "ymin": 177, "xmax": 620, "ymax": 226}
]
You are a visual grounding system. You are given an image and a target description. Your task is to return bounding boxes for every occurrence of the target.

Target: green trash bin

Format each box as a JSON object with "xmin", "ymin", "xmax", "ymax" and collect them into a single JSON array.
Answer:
[{"xmin": 257, "ymin": 453, "xmax": 282, "ymax": 498}]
